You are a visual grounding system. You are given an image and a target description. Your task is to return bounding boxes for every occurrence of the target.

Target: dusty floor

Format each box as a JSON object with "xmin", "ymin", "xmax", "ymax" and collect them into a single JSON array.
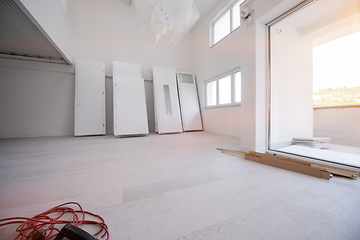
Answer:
[{"xmin": 0, "ymin": 132, "xmax": 359, "ymax": 239}]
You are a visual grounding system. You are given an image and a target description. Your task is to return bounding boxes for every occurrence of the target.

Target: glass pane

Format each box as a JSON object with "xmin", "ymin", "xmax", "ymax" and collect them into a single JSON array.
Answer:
[
  {"xmin": 214, "ymin": 10, "xmax": 230, "ymax": 44},
  {"xmin": 206, "ymin": 81, "xmax": 217, "ymax": 106},
  {"xmin": 219, "ymin": 75, "xmax": 231, "ymax": 104},
  {"xmin": 179, "ymin": 73, "xmax": 194, "ymax": 84},
  {"xmin": 313, "ymin": 31, "xmax": 360, "ymax": 107},
  {"xmin": 232, "ymin": 0, "xmax": 244, "ymax": 30},
  {"xmin": 234, "ymin": 71, "xmax": 241, "ymax": 102},
  {"xmin": 164, "ymin": 85, "xmax": 172, "ymax": 115}
]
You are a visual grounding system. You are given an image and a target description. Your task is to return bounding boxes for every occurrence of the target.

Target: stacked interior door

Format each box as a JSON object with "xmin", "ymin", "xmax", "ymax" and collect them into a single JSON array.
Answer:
[
  {"xmin": 152, "ymin": 66, "xmax": 183, "ymax": 134},
  {"xmin": 113, "ymin": 61, "xmax": 149, "ymax": 137},
  {"xmin": 177, "ymin": 72, "xmax": 203, "ymax": 131},
  {"xmin": 75, "ymin": 60, "xmax": 106, "ymax": 136}
]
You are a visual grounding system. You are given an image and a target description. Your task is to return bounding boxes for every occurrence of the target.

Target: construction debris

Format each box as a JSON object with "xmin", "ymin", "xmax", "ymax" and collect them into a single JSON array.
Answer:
[
  {"xmin": 217, "ymin": 148, "xmax": 359, "ymax": 180},
  {"xmin": 292, "ymin": 137, "xmax": 330, "ymax": 149}
]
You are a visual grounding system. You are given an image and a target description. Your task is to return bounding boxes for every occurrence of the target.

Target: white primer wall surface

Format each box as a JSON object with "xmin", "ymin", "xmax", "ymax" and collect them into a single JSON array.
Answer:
[
  {"xmin": 0, "ymin": 0, "xmax": 194, "ymax": 138},
  {"xmin": 314, "ymin": 107, "xmax": 360, "ymax": 146},
  {"xmin": 192, "ymin": 0, "xmax": 308, "ymax": 152},
  {"xmin": 0, "ymin": 67, "xmax": 74, "ymax": 138}
]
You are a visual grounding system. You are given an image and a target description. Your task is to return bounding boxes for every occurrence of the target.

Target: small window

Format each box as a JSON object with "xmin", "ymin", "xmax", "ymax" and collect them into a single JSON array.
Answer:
[
  {"xmin": 206, "ymin": 81, "xmax": 217, "ymax": 106},
  {"xmin": 164, "ymin": 85, "xmax": 172, "ymax": 115},
  {"xmin": 234, "ymin": 71, "xmax": 241, "ymax": 103},
  {"xmin": 211, "ymin": 0, "xmax": 245, "ymax": 46},
  {"xmin": 214, "ymin": 11, "xmax": 231, "ymax": 44},
  {"xmin": 205, "ymin": 68, "xmax": 241, "ymax": 107},
  {"xmin": 232, "ymin": 0, "xmax": 243, "ymax": 30},
  {"xmin": 179, "ymin": 73, "xmax": 194, "ymax": 84},
  {"xmin": 219, "ymin": 75, "xmax": 232, "ymax": 104}
]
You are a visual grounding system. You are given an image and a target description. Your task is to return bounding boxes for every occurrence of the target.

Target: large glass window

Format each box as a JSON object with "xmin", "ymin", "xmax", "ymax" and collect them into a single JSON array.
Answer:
[{"xmin": 268, "ymin": 0, "xmax": 360, "ymax": 168}]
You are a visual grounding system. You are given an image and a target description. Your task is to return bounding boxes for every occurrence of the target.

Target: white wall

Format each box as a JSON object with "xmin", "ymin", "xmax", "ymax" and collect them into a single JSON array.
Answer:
[
  {"xmin": 192, "ymin": 0, "xmax": 245, "ymax": 139},
  {"xmin": 269, "ymin": 21, "xmax": 314, "ymax": 149},
  {"xmin": 67, "ymin": 0, "xmax": 194, "ymax": 79},
  {"xmin": 192, "ymin": 0, "xmax": 302, "ymax": 152},
  {"xmin": 0, "ymin": 66, "xmax": 74, "ymax": 138},
  {"xmin": 314, "ymin": 107, "xmax": 360, "ymax": 146},
  {"xmin": 0, "ymin": 0, "xmax": 194, "ymax": 138}
]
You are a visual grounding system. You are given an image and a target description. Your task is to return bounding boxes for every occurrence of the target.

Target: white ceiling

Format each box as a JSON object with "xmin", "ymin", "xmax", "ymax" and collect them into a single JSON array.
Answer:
[
  {"xmin": 192, "ymin": 0, "xmax": 224, "ymax": 29},
  {"xmin": 123, "ymin": 0, "xmax": 224, "ymax": 30},
  {"xmin": 278, "ymin": 0, "xmax": 360, "ymax": 32}
]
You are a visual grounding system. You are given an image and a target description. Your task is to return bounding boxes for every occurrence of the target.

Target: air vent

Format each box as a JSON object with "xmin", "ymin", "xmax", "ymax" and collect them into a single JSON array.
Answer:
[{"xmin": 0, "ymin": 0, "xmax": 69, "ymax": 64}]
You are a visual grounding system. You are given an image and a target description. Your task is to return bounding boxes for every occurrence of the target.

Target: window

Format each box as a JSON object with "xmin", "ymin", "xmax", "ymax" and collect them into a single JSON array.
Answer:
[
  {"xmin": 219, "ymin": 75, "xmax": 232, "ymax": 104},
  {"xmin": 213, "ymin": 11, "xmax": 231, "ymax": 44},
  {"xmin": 234, "ymin": 71, "xmax": 241, "ymax": 103},
  {"xmin": 205, "ymin": 68, "xmax": 241, "ymax": 107},
  {"xmin": 211, "ymin": 0, "xmax": 245, "ymax": 46},
  {"xmin": 206, "ymin": 80, "xmax": 217, "ymax": 106}
]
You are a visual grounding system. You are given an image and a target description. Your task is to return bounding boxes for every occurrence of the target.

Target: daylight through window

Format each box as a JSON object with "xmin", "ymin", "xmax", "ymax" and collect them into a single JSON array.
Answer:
[
  {"xmin": 211, "ymin": 0, "xmax": 245, "ymax": 46},
  {"xmin": 205, "ymin": 68, "xmax": 241, "ymax": 107},
  {"xmin": 313, "ymin": 31, "xmax": 360, "ymax": 107}
]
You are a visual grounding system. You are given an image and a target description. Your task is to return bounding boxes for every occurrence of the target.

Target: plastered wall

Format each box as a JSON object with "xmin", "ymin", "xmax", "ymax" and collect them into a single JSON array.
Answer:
[
  {"xmin": 0, "ymin": 0, "xmax": 194, "ymax": 138},
  {"xmin": 0, "ymin": 67, "xmax": 74, "ymax": 138},
  {"xmin": 314, "ymin": 107, "xmax": 360, "ymax": 146}
]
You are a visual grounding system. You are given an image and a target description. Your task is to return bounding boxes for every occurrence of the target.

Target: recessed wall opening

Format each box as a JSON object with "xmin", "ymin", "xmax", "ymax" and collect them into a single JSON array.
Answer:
[{"xmin": 268, "ymin": 0, "xmax": 360, "ymax": 169}]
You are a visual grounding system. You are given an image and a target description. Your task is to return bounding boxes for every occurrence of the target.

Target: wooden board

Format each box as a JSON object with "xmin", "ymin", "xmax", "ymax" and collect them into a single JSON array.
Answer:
[
  {"xmin": 217, "ymin": 148, "xmax": 246, "ymax": 156},
  {"xmin": 326, "ymin": 169, "xmax": 358, "ymax": 179},
  {"xmin": 218, "ymin": 148, "xmax": 359, "ymax": 180},
  {"xmin": 248, "ymin": 151, "xmax": 311, "ymax": 166},
  {"xmin": 245, "ymin": 154, "xmax": 331, "ymax": 180}
]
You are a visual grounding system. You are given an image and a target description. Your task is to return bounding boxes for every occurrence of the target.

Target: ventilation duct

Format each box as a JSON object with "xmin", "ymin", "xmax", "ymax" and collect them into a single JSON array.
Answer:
[{"xmin": 0, "ymin": 0, "xmax": 71, "ymax": 65}]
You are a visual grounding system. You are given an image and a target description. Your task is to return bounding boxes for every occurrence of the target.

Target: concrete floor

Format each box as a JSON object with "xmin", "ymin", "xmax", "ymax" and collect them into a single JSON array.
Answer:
[{"xmin": 0, "ymin": 132, "xmax": 359, "ymax": 239}]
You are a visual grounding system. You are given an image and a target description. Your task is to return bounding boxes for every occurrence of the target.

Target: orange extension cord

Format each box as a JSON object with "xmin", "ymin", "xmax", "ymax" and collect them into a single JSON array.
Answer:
[{"xmin": 0, "ymin": 202, "xmax": 109, "ymax": 240}]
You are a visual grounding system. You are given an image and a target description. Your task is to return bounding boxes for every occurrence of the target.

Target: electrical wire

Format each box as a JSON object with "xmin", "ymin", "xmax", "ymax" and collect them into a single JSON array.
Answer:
[{"xmin": 0, "ymin": 202, "xmax": 109, "ymax": 240}]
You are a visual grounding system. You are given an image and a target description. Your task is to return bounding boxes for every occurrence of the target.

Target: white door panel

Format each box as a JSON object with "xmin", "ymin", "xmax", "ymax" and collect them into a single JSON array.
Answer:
[
  {"xmin": 113, "ymin": 77, "xmax": 149, "ymax": 136},
  {"xmin": 113, "ymin": 62, "xmax": 149, "ymax": 136},
  {"xmin": 153, "ymin": 66, "xmax": 182, "ymax": 134},
  {"xmin": 75, "ymin": 60, "xmax": 106, "ymax": 136},
  {"xmin": 177, "ymin": 72, "xmax": 203, "ymax": 131},
  {"xmin": 113, "ymin": 61, "xmax": 141, "ymax": 79}
]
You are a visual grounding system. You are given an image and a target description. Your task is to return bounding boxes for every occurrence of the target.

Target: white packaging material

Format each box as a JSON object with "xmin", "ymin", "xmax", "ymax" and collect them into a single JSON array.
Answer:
[{"xmin": 133, "ymin": 0, "xmax": 200, "ymax": 46}]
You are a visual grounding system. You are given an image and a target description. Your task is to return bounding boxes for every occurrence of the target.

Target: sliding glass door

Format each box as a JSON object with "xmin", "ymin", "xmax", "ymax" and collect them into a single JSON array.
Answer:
[{"xmin": 267, "ymin": 0, "xmax": 360, "ymax": 169}]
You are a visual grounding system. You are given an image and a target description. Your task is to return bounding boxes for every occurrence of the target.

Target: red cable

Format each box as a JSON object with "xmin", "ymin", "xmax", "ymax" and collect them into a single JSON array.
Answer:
[{"xmin": 0, "ymin": 202, "xmax": 109, "ymax": 240}]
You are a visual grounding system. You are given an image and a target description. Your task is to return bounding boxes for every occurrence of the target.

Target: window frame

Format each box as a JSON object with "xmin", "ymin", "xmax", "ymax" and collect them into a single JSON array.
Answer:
[
  {"xmin": 204, "ymin": 67, "xmax": 241, "ymax": 109},
  {"xmin": 210, "ymin": 0, "xmax": 245, "ymax": 47}
]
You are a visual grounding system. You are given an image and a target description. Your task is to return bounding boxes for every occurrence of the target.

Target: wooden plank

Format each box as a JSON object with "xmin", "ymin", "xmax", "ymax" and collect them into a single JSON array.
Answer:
[
  {"xmin": 249, "ymin": 151, "xmax": 311, "ymax": 166},
  {"xmin": 244, "ymin": 154, "xmax": 261, "ymax": 162},
  {"xmin": 218, "ymin": 148, "xmax": 358, "ymax": 180},
  {"xmin": 327, "ymin": 169, "xmax": 358, "ymax": 179},
  {"xmin": 217, "ymin": 148, "xmax": 246, "ymax": 156},
  {"xmin": 259, "ymin": 156, "xmax": 330, "ymax": 180}
]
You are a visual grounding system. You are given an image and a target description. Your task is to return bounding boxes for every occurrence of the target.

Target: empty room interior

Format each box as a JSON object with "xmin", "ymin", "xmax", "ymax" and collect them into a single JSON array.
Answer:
[{"xmin": 0, "ymin": 0, "xmax": 360, "ymax": 239}]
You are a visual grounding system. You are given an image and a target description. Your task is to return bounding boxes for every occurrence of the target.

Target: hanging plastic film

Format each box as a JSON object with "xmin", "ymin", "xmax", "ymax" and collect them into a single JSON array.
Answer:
[{"xmin": 133, "ymin": 0, "xmax": 200, "ymax": 47}]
